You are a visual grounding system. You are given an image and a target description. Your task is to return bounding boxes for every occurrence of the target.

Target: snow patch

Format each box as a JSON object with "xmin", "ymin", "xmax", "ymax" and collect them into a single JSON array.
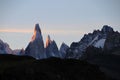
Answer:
[
  {"xmin": 94, "ymin": 39, "xmax": 106, "ymax": 48},
  {"xmin": 88, "ymin": 35, "xmax": 98, "ymax": 46}
]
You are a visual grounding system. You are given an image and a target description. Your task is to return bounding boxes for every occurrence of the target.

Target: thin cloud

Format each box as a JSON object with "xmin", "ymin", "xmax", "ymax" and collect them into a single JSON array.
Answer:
[
  {"xmin": 0, "ymin": 29, "xmax": 33, "ymax": 33},
  {"xmin": 0, "ymin": 29, "xmax": 84, "ymax": 35}
]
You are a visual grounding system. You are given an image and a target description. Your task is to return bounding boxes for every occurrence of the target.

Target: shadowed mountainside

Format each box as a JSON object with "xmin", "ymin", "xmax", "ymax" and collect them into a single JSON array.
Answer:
[
  {"xmin": 0, "ymin": 54, "xmax": 112, "ymax": 80},
  {"xmin": 82, "ymin": 46, "xmax": 120, "ymax": 80}
]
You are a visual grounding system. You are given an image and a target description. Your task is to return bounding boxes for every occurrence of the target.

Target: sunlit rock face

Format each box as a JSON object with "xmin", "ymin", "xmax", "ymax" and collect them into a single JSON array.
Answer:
[
  {"xmin": 25, "ymin": 24, "xmax": 46, "ymax": 59},
  {"xmin": 45, "ymin": 35, "xmax": 61, "ymax": 58},
  {"xmin": 45, "ymin": 35, "xmax": 52, "ymax": 48},
  {"xmin": 25, "ymin": 24, "xmax": 61, "ymax": 59}
]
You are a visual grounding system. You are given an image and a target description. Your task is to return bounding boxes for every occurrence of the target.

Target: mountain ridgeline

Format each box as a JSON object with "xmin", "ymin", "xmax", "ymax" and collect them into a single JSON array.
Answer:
[
  {"xmin": 25, "ymin": 24, "xmax": 62, "ymax": 59},
  {"xmin": 0, "ymin": 24, "xmax": 120, "ymax": 59},
  {"xmin": 66, "ymin": 25, "xmax": 120, "ymax": 59},
  {"xmin": 0, "ymin": 24, "xmax": 120, "ymax": 80},
  {"xmin": 24, "ymin": 24, "xmax": 120, "ymax": 59}
]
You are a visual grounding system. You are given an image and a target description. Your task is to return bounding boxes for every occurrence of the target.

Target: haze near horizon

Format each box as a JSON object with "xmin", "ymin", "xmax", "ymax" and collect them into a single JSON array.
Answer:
[{"xmin": 0, "ymin": 0, "xmax": 120, "ymax": 49}]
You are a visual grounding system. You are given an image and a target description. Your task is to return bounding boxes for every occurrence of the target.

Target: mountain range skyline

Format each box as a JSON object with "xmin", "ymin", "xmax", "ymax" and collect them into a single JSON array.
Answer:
[
  {"xmin": 0, "ymin": 0, "xmax": 120, "ymax": 49},
  {"xmin": 0, "ymin": 24, "xmax": 120, "ymax": 80},
  {"xmin": 0, "ymin": 24, "xmax": 120, "ymax": 59},
  {"xmin": 0, "ymin": 24, "xmax": 120, "ymax": 50},
  {"xmin": 1, "ymin": 1, "xmax": 120, "ymax": 80}
]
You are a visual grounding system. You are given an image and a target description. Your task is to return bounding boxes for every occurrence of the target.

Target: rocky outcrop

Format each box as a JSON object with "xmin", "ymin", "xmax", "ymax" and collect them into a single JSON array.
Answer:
[
  {"xmin": 66, "ymin": 25, "xmax": 120, "ymax": 59},
  {"xmin": 0, "ymin": 39, "xmax": 13, "ymax": 54},
  {"xmin": 60, "ymin": 42, "xmax": 69, "ymax": 58},
  {"xmin": 45, "ymin": 35, "xmax": 61, "ymax": 58},
  {"xmin": 25, "ymin": 24, "xmax": 46, "ymax": 59}
]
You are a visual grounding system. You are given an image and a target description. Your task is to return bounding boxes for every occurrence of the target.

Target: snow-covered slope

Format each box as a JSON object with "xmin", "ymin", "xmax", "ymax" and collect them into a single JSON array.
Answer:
[
  {"xmin": 94, "ymin": 39, "xmax": 106, "ymax": 48},
  {"xmin": 88, "ymin": 35, "xmax": 99, "ymax": 46},
  {"xmin": 25, "ymin": 24, "xmax": 46, "ymax": 59}
]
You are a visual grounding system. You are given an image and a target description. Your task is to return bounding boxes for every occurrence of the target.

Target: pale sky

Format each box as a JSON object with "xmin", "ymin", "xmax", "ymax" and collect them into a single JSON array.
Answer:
[{"xmin": 0, "ymin": 0, "xmax": 120, "ymax": 49}]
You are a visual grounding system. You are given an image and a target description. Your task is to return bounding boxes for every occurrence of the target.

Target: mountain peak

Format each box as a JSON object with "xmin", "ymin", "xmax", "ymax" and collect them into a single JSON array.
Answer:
[
  {"xmin": 25, "ymin": 23, "xmax": 45, "ymax": 59},
  {"xmin": 0, "ymin": 39, "xmax": 13, "ymax": 54},
  {"xmin": 46, "ymin": 35, "xmax": 52, "ymax": 47},
  {"xmin": 34, "ymin": 24, "xmax": 41, "ymax": 33},
  {"xmin": 31, "ymin": 24, "xmax": 42, "ymax": 42},
  {"xmin": 101, "ymin": 25, "xmax": 114, "ymax": 33},
  {"xmin": 60, "ymin": 42, "xmax": 69, "ymax": 58}
]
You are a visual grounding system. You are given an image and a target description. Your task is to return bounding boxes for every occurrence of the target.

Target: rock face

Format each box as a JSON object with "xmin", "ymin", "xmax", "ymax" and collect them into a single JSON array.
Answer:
[
  {"xmin": 101, "ymin": 25, "xmax": 114, "ymax": 33},
  {"xmin": 0, "ymin": 39, "xmax": 13, "ymax": 54},
  {"xmin": 13, "ymin": 49, "xmax": 21, "ymax": 55},
  {"xmin": 60, "ymin": 42, "xmax": 69, "ymax": 58},
  {"xmin": 25, "ymin": 24, "xmax": 61, "ymax": 59},
  {"xmin": 45, "ymin": 35, "xmax": 61, "ymax": 58},
  {"xmin": 66, "ymin": 42, "xmax": 80, "ymax": 59},
  {"xmin": 104, "ymin": 31, "xmax": 120, "ymax": 50},
  {"xmin": 25, "ymin": 24, "xmax": 46, "ymax": 59},
  {"xmin": 66, "ymin": 25, "xmax": 120, "ymax": 59},
  {"xmin": 25, "ymin": 24, "xmax": 120, "ymax": 59},
  {"xmin": 13, "ymin": 48, "xmax": 25, "ymax": 55}
]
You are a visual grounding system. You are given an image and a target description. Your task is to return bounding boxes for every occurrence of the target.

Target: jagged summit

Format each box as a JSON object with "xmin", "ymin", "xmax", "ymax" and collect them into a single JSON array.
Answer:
[
  {"xmin": 46, "ymin": 35, "xmax": 52, "ymax": 48},
  {"xmin": 45, "ymin": 35, "xmax": 61, "ymax": 58},
  {"xmin": 60, "ymin": 42, "xmax": 69, "ymax": 58},
  {"xmin": 0, "ymin": 39, "xmax": 13, "ymax": 54},
  {"xmin": 61, "ymin": 42, "xmax": 67, "ymax": 46},
  {"xmin": 25, "ymin": 23, "xmax": 45, "ymax": 59},
  {"xmin": 1, "ymin": 23, "xmax": 120, "ymax": 61},
  {"xmin": 66, "ymin": 25, "xmax": 120, "ymax": 59},
  {"xmin": 34, "ymin": 24, "xmax": 41, "ymax": 33},
  {"xmin": 31, "ymin": 24, "xmax": 42, "ymax": 42},
  {"xmin": 101, "ymin": 25, "xmax": 114, "ymax": 33}
]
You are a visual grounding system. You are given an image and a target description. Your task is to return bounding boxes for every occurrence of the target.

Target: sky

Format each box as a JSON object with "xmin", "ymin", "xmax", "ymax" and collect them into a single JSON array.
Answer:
[{"xmin": 0, "ymin": 0, "xmax": 120, "ymax": 50}]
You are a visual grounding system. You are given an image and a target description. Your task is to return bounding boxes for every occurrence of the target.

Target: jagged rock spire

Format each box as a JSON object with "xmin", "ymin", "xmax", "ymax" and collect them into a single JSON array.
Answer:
[
  {"xmin": 0, "ymin": 39, "xmax": 13, "ymax": 54},
  {"xmin": 46, "ymin": 35, "xmax": 52, "ymax": 47},
  {"xmin": 60, "ymin": 42, "xmax": 69, "ymax": 58},
  {"xmin": 101, "ymin": 25, "xmax": 114, "ymax": 33},
  {"xmin": 34, "ymin": 24, "xmax": 41, "ymax": 33},
  {"xmin": 25, "ymin": 23, "xmax": 46, "ymax": 59},
  {"xmin": 31, "ymin": 24, "xmax": 42, "ymax": 42},
  {"xmin": 45, "ymin": 35, "xmax": 61, "ymax": 58}
]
